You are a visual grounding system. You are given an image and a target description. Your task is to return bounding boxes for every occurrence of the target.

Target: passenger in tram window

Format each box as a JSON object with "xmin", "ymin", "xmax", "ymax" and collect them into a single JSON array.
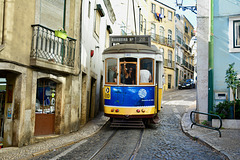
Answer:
[
  {"xmin": 108, "ymin": 66, "xmax": 117, "ymax": 82},
  {"xmin": 123, "ymin": 64, "xmax": 134, "ymax": 84},
  {"xmin": 140, "ymin": 65, "xmax": 152, "ymax": 83}
]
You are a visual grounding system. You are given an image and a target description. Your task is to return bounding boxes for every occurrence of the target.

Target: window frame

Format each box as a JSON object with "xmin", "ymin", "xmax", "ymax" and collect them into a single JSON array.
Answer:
[
  {"xmin": 0, "ymin": 0, "xmax": 5, "ymax": 45},
  {"xmin": 151, "ymin": 23, "xmax": 156, "ymax": 40},
  {"xmin": 160, "ymin": 7, "xmax": 164, "ymax": 16},
  {"xmin": 105, "ymin": 58, "xmax": 118, "ymax": 85},
  {"xmin": 151, "ymin": 3, "xmax": 156, "ymax": 13},
  {"xmin": 139, "ymin": 58, "xmax": 154, "ymax": 85},
  {"xmin": 94, "ymin": 10, "xmax": 101, "ymax": 38},
  {"xmin": 119, "ymin": 61, "xmax": 137, "ymax": 85},
  {"xmin": 168, "ymin": 11, "xmax": 172, "ymax": 21},
  {"xmin": 229, "ymin": 16, "xmax": 240, "ymax": 52}
]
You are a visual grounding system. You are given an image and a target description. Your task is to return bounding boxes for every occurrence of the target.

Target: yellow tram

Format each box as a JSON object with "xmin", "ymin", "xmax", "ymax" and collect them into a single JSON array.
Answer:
[{"xmin": 102, "ymin": 36, "xmax": 163, "ymax": 128}]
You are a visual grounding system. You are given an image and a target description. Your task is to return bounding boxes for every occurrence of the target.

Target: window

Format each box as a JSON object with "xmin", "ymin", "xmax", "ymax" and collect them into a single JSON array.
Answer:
[
  {"xmin": 36, "ymin": 79, "xmax": 56, "ymax": 114},
  {"xmin": 168, "ymin": 50, "xmax": 172, "ymax": 68},
  {"xmin": 233, "ymin": 20, "xmax": 240, "ymax": 48},
  {"xmin": 39, "ymin": 0, "xmax": 66, "ymax": 30},
  {"xmin": 168, "ymin": 29, "xmax": 172, "ymax": 46},
  {"xmin": 159, "ymin": 26, "xmax": 164, "ymax": 43},
  {"xmin": 88, "ymin": 1, "xmax": 91, "ymax": 18},
  {"xmin": 105, "ymin": 29, "xmax": 110, "ymax": 48},
  {"xmin": 106, "ymin": 58, "xmax": 117, "ymax": 84},
  {"xmin": 94, "ymin": 11, "xmax": 101, "ymax": 37},
  {"xmin": 160, "ymin": 7, "xmax": 164, "ymax": 16},
  {"xmin": 151, "ymin": 3, "xmax": 156, "ymax": 13},
  {"xmin": 144, "ymin": 18, "xmax": 147, "ymax": 35},
  {"xmin": 151, "ymin": 23, "xmax": 156, "ymax": 40},
  {"xmin": 120, "ymin": 58, "xmax": 137, "ymax": 85},
  {"xmin": 140, "ymin": 58, "xmax": 153, "ymax": 84},
  {"xmin": 0, "ymin": 0, "xmax": 5, "ymax": 44},
  {"xmin": 140, "ymin": 14, "xmax": 143, "ymax": 32},
  {"xmin": 168, "ymin": 11, "xmax": 172, "ymax": 21},
  {"xmin": 105, "ymin": 25, "xmax": 112, "ymax": 48},
  {"xmin": 168, "ymin": 75, "xmax": 172, "ymax": 89}
]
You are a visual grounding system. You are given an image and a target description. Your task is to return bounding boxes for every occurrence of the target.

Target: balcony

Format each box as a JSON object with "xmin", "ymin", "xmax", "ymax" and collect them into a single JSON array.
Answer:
[
  {"xmin": 164, "ymin": 59, "xmax": 175, "ymax": 69},
  {"xmin": 149, "ymin": 33, "xmax": 175, "ymax": 48},
  {"xmin": 30, "ymin": 24, "xmax": 76, "ymax": 73}
]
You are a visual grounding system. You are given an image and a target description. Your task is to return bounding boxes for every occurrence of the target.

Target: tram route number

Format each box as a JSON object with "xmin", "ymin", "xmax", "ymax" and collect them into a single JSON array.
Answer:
[{"xmin": 104, "ymin": 86, "xmax": 111, "ymax": 99}]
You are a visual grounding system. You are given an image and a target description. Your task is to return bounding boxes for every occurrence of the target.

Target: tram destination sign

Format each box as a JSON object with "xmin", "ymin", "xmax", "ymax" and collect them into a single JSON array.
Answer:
[{"xmin": 110, "ymin": 35, "xmax": 151, "ymax": 47}]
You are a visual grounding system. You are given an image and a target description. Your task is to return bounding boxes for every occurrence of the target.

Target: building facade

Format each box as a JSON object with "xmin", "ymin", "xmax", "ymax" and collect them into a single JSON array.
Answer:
[
  {"xmin": 175, "ymin": 14, "xmax": 195, "ymax": 88},
  {"xmin": 146, "ymin": 0, "xmax": 176, "ymax": 91},
  {"xmin": 0, "ymin": 0, "xmax": 115, "ymax": 147}
]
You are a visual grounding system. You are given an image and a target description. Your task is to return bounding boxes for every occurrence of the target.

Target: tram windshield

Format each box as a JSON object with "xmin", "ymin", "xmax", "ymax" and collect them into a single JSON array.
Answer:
[{"xmin": 120, "ymin": 58, "xmax": 137, "ymax": 85}]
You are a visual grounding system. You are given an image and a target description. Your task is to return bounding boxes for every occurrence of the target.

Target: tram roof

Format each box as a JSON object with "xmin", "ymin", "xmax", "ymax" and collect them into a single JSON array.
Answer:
[{"xmin": 103, "ymin": 44, "xmax": 160, "ymax": 54}]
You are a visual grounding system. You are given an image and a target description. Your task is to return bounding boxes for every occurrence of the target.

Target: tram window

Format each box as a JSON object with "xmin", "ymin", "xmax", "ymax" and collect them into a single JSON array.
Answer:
[
  {"xmin": 140, "ymin": 58, "xmax": 154, "ymax": 84},
  {"xmin": 106, "ymin": 58, "xmax": 117, "ymax": 83},
  {"xmin": 120, "ymin": 58, "xmax": 137, "ymax": 85}
]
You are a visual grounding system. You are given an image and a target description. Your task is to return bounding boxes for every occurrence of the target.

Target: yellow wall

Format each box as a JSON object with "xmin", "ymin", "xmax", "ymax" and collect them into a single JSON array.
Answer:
[{"xmin": 147, "ymin": 0, "xmax": 175, "ymax": 90}]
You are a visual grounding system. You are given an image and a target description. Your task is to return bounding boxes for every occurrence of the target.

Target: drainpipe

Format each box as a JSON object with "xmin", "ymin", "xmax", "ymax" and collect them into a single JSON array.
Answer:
[{"xmin": 208, "ymin": 0, "xmax": 214, "ymax": 120}]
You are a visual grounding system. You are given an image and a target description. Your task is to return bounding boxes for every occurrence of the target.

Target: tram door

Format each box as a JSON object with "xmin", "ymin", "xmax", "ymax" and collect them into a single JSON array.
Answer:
[{"xmin": 156, "ymin": 61, "xmax": 163, "ymax": 111}]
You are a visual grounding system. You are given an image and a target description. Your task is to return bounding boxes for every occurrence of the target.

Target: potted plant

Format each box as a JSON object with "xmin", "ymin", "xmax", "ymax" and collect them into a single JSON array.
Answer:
[
  {"xmin": 55, "ymin": 28, "xmax": 67, "ymax": 39},
  {"xmin": 225, "ymin": 63, "xmax": 240, "ymax": 119}
]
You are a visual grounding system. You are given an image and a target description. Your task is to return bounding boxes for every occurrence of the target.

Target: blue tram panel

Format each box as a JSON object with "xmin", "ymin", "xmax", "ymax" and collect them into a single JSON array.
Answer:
[{"xmin": 105, "ymin": 86, "xmax": 155, "ymax": 107}]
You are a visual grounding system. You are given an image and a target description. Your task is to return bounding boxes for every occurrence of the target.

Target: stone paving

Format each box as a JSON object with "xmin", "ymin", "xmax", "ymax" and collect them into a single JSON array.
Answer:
[
  {"xmin": 182, "ymin": 105, "xmax": 240, "ymax": 160},
  {"xmin": 0, "ymin": 89, "xmax": 239, "ymax": 160}
]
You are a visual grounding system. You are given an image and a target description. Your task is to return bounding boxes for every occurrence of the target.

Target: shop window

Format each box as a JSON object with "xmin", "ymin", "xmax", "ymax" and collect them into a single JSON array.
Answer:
[
  {"xmin": 36, "ymin": 79, "xmax": 56, "ymax": 114},
  {"xmin": 120, "ymin": 58, "xmax": 137, "ymax": 85},
  {"xmin": 140, "ymin": 58, "xmax": 153, "ymax": 84},
  {"xmin": 0, "ymin": 78, "xmax": 6, "ymax": 139},
  {"xmin": 106, "ymin": 58, "xmax": 117, "ymax": 84}
]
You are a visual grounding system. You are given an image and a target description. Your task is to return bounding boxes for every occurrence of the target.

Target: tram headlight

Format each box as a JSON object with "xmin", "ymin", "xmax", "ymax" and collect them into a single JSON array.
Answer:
[
  {"xmin": 111, "ymin": 109, "xmax": 114, "ymax": 112},
  {"xmin": 136, "ymin": 109, "xmax": 140, "ymax": 113},
  {"xmin": 141, "ymin": 109, "xmax": 145, "ymax": 113},
  {"xmin": 115, "ymin": 109, "xmax": 119, "ymax": 112}
]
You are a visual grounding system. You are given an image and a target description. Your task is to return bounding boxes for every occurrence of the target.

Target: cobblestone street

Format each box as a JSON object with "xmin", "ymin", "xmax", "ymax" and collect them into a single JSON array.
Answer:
[
  {"xmin": 136, "ymin": 89, "xmax": 225, "ymax": 160},
  {"xmin": 31, "ymin": 89, "xmax": 226, "ymax": 160}
]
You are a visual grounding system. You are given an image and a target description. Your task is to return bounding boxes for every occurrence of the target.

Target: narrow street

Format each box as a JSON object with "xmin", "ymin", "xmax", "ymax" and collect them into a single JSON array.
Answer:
[{"xmin": 32, "ymin": 89, "xmax": 225, "ymax": 160}]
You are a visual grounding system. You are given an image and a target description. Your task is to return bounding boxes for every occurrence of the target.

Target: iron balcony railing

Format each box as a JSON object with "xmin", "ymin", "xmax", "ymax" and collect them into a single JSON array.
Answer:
[
  {"xmin": 164, "ymin": 59, "xmax": 175, "ymax": 68},
  {"xmin": 149, "ymin": 33, "xmax": 175, "ymax": 48},
  {"xmin": 31, "ymin": 24, "xmax": 76, "ymax": 67}
]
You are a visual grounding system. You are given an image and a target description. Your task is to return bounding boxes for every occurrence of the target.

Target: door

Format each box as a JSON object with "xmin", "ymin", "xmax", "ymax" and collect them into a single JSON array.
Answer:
[
  {"xmin": 0, "ymin": 78, "xmax": 6, "ymax": 143},
  {"xmin": 34, "ymin": 79, "xmax": 56, "ymax": 136}
]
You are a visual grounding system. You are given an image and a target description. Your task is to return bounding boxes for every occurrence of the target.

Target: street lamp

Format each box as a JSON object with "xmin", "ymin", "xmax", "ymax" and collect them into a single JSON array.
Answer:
[{"xmin": 176, "ymin": 0, "xmax": 197, "ymax": 14}]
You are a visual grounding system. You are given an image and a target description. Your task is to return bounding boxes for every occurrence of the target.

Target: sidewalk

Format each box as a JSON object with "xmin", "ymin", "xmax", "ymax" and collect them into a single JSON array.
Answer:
[
  {"xmin": 0, "ymin": 112, "xmax": 109, "ymax": 160},
  {"xmin": 181, "ymin": 105, "xmax": 240, "ymax": 160}
]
